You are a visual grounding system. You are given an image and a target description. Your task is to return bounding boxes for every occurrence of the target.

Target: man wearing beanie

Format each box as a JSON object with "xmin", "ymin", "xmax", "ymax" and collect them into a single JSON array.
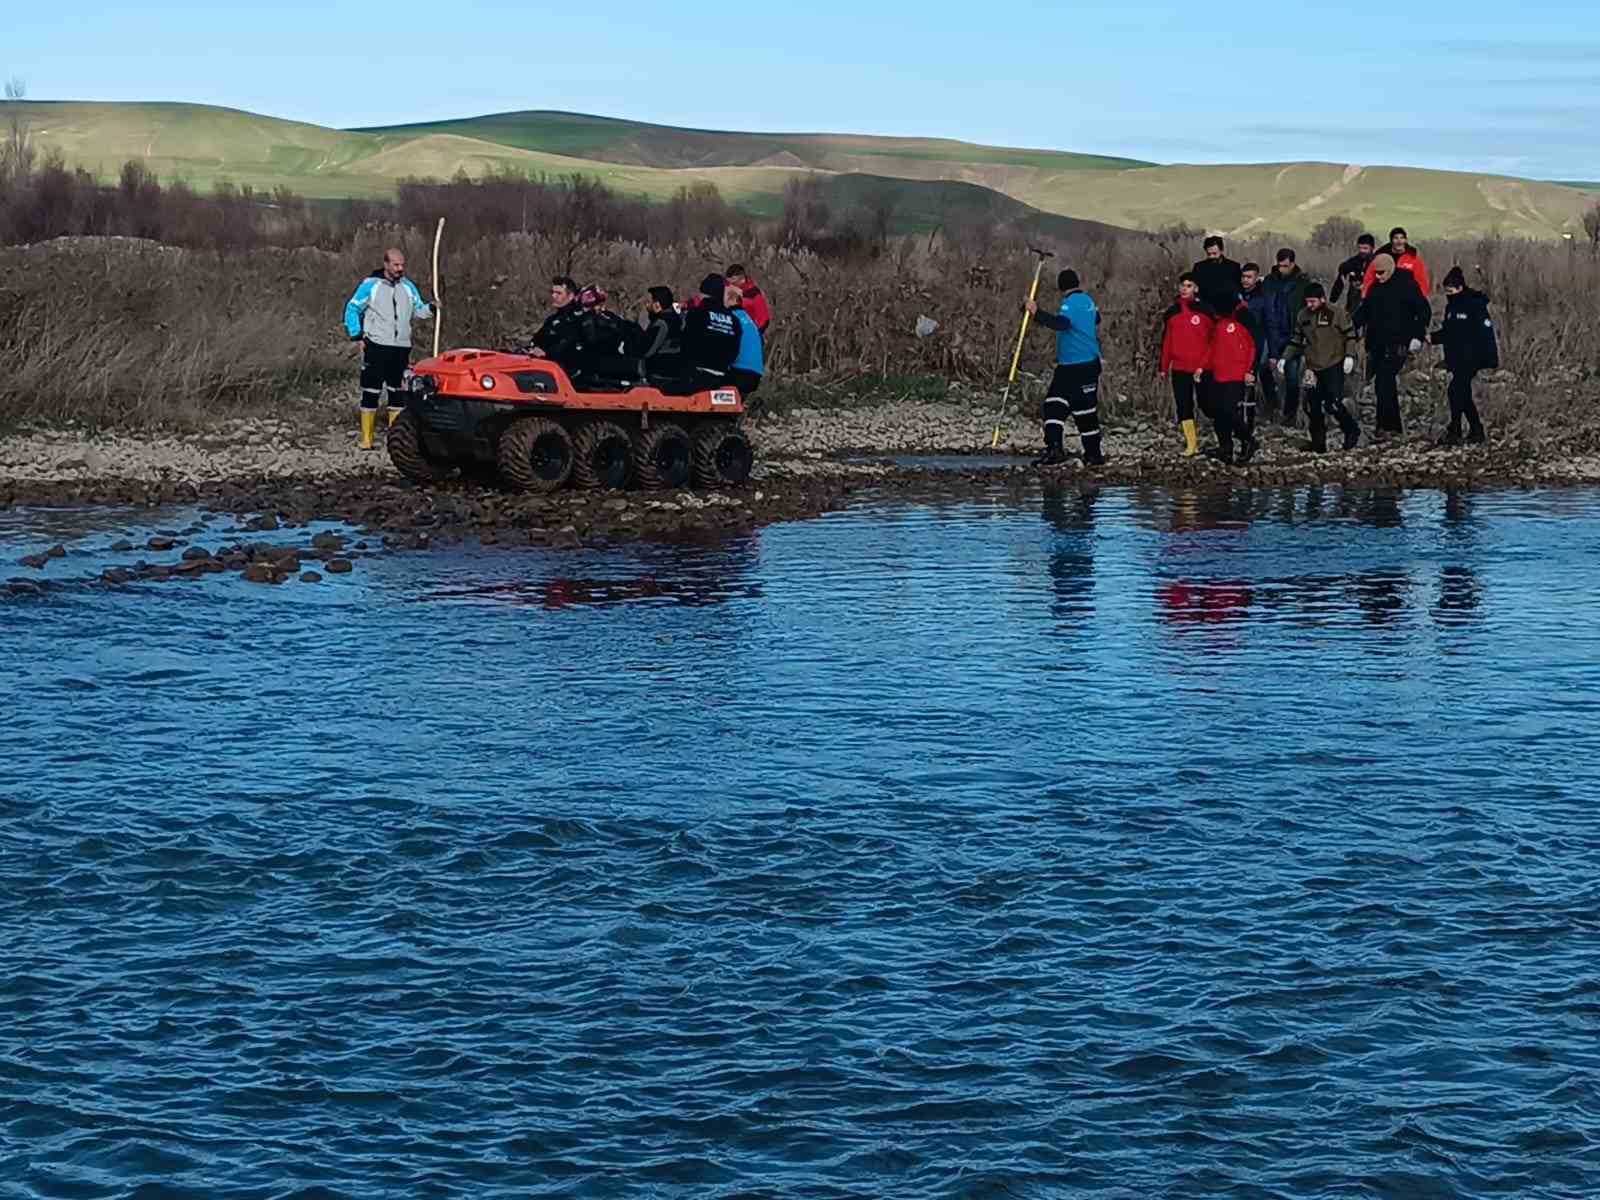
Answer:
[
  {"xmin": 680, "ymin": 273, "xmax": 743, "ymax": 382},
  {"xmin": 1286, "ymin": 282, "xmax": 1362, "ymax": 452},
  {"xmin": 1354, "ymin": 254, "xmax": 1432, "ymax": 438},
  {"xmin": 1363, "ymin": 227, "xmax": 1430, "ymax": 297},
  {"xmin": 1024, "ymin": 268, "xmax": 1106, "ymax": 466},
  {"xmin": 1429, "ymin": 266, "xmax": 1497, "ymax": 445}
]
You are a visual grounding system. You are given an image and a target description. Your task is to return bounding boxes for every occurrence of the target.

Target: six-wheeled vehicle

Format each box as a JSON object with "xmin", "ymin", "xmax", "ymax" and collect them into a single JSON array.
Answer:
[{"xmin": 390, "ymin": 350, "xmax": 755, "ymax": 492}]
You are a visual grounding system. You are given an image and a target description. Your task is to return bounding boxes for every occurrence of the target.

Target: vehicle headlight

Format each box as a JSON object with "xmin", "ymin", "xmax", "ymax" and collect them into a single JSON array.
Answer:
[{"xmin": 480, "ymin": 375, "xmax": 496, "ymax": 390}]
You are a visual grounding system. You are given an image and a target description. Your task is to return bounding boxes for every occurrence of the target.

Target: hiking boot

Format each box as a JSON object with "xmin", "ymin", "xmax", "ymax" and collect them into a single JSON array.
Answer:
[
  {"xmin": 1466, "ymin": 426, "xmax": 1485, "ymax": 445},
  {"xmin": 1309, "ymin": 439, "xmax": 1327, "ymax": 454},
  {"xmin": 1236, "ymin": 435, "xmax": 1259, "ymax": 465},
  {"xmin": 1343, "ymin": 427, "xmax": 1361, "ymax": 451},
  {"xmin": 1083, "ymin": 448, "xmax": 1106, "ymax": 467},
  {"xmin": 1032, "ymin": 447, "xmax": 1067, "ymax": 466},
  {"xmin": 1439, "ymin": 426, "xmax": 1461, "ymax": 448}
]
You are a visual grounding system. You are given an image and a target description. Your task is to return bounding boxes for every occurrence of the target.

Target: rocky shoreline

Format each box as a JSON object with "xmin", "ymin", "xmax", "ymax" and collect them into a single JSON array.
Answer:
[{"xmin": 4, "ymin": 399, "xmax": 1599, "ymax": 586}]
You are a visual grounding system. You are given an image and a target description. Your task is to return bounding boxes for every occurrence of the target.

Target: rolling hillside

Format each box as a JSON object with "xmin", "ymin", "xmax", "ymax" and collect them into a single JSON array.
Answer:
[{"xmin": 9, "ymin": 100, "xmax": 1596, "ymax": 239}]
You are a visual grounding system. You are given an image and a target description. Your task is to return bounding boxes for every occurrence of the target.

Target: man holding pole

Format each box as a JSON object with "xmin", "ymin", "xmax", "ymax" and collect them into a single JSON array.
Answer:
[
  {"xmin": 343, "ymin": 247, "xmax": 435, "ymax": 450},
  {"xmin": 1025, "ymin": 268, "xmax": 1105, "ymax": 466}
]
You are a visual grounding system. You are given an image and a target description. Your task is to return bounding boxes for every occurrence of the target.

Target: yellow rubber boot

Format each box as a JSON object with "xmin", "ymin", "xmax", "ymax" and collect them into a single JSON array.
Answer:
[
  {"xmin": 359, "ymin": 409, "xmax": 377, "ymax": 451},
  {"xmin": 1181, "ymin": 419, "xmax": 1199, "ymax": 457},
  {"xmin": 386, "ymin": 407, "xmax": 404, "ymax": 427}
]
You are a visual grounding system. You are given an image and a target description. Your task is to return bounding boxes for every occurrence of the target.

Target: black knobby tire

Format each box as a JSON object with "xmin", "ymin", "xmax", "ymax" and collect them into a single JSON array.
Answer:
[
  {"xmin": 692, "ymin": 423, "xmax": 754, "ymax": 489},
  {"xmin": 572, "ymin": 420, "xmax": 634, "ymax": 490},
  {"xmin": 497, "ymin": 417, "xmax": 574, "ymax": 493},
  {"xmin": 635, "ymin": 422, "xmax": 692, "ymax": 490},
  {"xmin": 388, "ymin": 410, "xmax": 455, "ymax": 484}
]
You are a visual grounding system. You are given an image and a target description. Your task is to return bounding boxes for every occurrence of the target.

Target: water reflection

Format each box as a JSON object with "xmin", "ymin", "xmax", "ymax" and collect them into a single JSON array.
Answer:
[
  {"xmin": 1041, "ymin": 484, "xmax": 1097, "ymax": 621},
  {"xmin": 421, "ymin": 537, "xmax": 764, "ymax": 610}
]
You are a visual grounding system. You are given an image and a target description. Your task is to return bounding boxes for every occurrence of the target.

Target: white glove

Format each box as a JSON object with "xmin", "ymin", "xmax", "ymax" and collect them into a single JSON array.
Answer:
[
  {"xmin": 1303, "ymin": 369, "xmax": 1316, "ymax": 388},
  {"xmin": 1343, "ymin": 356, "xmax": 1355, "ymax": 374},
  {"xmin": 1408, "ymin": 338, "xmax": 1423, "ymax": 353},
  {"xmin": 1274, "ymin": 360, "xmax": 1285, "ymax": 376}
]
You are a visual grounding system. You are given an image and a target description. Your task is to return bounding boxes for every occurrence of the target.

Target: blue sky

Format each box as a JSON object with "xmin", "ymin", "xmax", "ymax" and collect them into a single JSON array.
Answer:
[{"xmin": 7, "ymin": 0, "xmax": 1598, "ymax": 179}]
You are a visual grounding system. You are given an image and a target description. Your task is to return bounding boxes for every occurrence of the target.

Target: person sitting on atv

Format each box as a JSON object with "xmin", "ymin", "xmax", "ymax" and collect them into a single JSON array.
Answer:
[
  {"xmin": 527, "ymin": 276, "xmax": 585, "ymax": 365},
  {"xmin": 566, "ymin": 285, "xmax": 645, "ymax": 388},
  {"xmin": 680, "ymin": 274, "xmax": 742, "ymax": 385},
  {"xmin": 637, "ymin": 285, "xmax": 684, "ymax": 380}
]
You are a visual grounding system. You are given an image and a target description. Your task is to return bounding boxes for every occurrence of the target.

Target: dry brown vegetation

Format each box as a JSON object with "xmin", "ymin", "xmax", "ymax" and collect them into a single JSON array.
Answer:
[{"xmin": 2, "ymin": 168, "xmax": 1598, "ymax": 443}]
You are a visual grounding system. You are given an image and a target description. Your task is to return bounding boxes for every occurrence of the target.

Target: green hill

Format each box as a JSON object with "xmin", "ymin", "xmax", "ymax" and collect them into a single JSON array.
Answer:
[{"xmin": 9, "ymin": 100, "xmax": 1596, "ymax": 240}]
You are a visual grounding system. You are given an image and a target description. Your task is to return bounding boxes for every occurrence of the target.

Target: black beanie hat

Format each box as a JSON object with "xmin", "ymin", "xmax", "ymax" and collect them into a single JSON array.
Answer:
[
  {"xmin": 1442, "ymin": 266, "xmax": 1466, "ymax": 289},
  {"xmin": 1057, "ymin": 268, "xmax": 1080, "ymax": 291},
  {"xmin": 700, "ymin": 273, "xmax": 726, "ymax": 299},
  {"xmin": 1305, "ymin": 282, "xmax": 1326, "ymax": 299}
]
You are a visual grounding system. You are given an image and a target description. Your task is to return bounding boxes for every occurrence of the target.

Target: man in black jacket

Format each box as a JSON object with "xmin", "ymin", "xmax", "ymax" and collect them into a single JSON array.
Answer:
[
  {"xmin": 1354, "ymin": 254, "xmax": 1432, "ymax": 438},
  {"xmin": 528, "ymin": 276, "xmax": 586, "ymax": 367},
  {"xmin": 1329, "ymin": 232, "xmax": 1377, "ymax": 320},
  {"xmin": 1430, "ymin": 266, "xmax": 1498, "ymax": 445},
  {"xmin": 681, "ymin": 274, "xmax": 742, "ymax": 380},
  {"xmin": 1191, "ymin": 236, "xmax": 1243, "ymax": 317}
]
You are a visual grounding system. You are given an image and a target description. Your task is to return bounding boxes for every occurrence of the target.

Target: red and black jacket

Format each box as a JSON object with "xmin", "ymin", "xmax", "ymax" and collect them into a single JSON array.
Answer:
[
  {"xmin": 1159, "ymin": 297, "xmax": 1215, "ymax": 375},
  {"xmin": 1206, "ymin": 305, "xmax": 1261, "ymax": 384}
]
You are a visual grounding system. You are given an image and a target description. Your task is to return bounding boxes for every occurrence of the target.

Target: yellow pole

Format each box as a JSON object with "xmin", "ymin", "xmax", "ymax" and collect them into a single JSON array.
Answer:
[
  {"xmin": 991, "ymin": 258, "xmax": 1046, "ymax": 449},
  {"xmin": 430, "ymin": 216, "xmax": 445, "ymax": 358}
]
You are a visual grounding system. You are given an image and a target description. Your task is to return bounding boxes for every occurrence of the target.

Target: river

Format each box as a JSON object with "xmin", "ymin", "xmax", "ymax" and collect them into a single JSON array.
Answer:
[{"xmin": 3, "ymin": 482, "xmax": 1599, "ymax": 1197}]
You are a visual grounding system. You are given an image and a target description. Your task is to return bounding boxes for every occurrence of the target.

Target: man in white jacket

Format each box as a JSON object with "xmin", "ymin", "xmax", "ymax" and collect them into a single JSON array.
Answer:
[{"xmin": 343, "ymin": 248, "xmax": 434, "ymax": 449}]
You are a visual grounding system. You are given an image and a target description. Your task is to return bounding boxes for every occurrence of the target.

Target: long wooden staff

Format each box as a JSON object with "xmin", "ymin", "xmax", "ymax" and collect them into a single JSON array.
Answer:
[{"xmin": 431, "ymin": 217, "xmax": 445, "ymax": 357}]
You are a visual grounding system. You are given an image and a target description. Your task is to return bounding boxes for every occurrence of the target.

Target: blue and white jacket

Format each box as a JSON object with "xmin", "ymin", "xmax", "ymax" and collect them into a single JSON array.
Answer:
[
  {"xmin": 344, "ymin": 271, "xmax": 433, "ymax": 347},
  {"xmin": 1033, "ymin": 290, "xmax": 1101, "ymax": 366}
]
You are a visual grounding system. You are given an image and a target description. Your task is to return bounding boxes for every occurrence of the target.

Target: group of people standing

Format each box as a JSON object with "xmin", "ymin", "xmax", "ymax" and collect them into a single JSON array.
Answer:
[
  {"xmin": 343, "ymin": 253, "xmax": 771, "ymax": 449},
  {"xmin": 1157, "ymin": 228, "xmax": 1500, "ymax": 464}
]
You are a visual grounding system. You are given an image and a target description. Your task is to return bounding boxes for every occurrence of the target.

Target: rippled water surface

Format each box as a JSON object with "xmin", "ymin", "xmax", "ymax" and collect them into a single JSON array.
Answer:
[{"xmin": 5, "ymin": 484, "xmax": 1600, "ymax": 1198}]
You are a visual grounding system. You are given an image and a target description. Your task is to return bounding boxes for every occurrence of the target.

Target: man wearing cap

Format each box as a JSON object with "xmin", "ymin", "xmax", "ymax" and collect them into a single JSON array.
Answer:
[
  {"xmin": 1362, "ymin": 227, "xmax": 1430, "ymax": 297},
  {"xmin": 1354, "ymin": 254, "xmax": 1432, "ymax": 438},
  {"xmin": 1429, "ymin": 266, "xmax": 1497, "ymax": 445},
  {"xmin": 1024, "ymin": 268, "xmax": 1106, "ymax": 467}
]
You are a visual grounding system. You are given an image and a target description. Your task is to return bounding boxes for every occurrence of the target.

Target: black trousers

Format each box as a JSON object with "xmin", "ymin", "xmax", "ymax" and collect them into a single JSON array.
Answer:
[
  {"xmin": 359, "ymin": 341, "xmax": 410, "ymax": 410},
  {"xmin": 1044, "ymin": 360, "xmax": 1104, "ymax": 462},
  {"xmin": 1278, "ymin": 353, "xmax": 1305, "ymax": 423},
  {"xmin": 1171, "ymin": 372, "xmax": 1200, "ymax": 422},
  {"xmin": 1307, "ymin": 365, "xmax": 1360, "ymax": 451},
  {"xmin": 1370, "ymin": 345, "xmax": 1408, "ymax": 433},
  {"xmin": 1207, "ymin": 379, "xmax": 1249, "ymax": 460},
  {"xmin": 1447, "ymin": 369, "xmax": 1483, "ymax": 433}
]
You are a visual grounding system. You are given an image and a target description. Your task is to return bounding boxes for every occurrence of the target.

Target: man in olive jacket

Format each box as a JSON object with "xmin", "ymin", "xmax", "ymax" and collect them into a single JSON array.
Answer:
[{"xmin": 1286, "ymin": 283, "xmax": 1361, "ymax": 452}]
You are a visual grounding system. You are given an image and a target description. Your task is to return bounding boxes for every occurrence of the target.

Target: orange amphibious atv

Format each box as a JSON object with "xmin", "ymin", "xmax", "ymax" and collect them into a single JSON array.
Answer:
[{"xmin": 390, "ymin": 350, "xmax": 754, "ymax": 492}]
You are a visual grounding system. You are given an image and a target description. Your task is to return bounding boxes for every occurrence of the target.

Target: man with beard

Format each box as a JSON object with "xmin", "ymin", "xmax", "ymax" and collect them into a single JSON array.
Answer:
[{"xmin": 1191, "ymin": 236, "xmax": 1243, "ymax": 318}]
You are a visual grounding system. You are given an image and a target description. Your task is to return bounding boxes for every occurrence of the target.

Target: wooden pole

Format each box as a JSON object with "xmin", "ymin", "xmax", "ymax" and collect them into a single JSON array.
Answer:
[{"xmin": 431, "ymin": 217, "xmax": 445, "ymax": 357}]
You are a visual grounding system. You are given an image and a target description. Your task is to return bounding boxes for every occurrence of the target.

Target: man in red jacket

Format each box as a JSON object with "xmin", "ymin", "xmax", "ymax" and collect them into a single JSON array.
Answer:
[
  {"xmin": 1362, "ymin": 226, "xmax": 1430, "ymax": 298},
  {"xmin": 725, "ymin": 264, "xmax": 771, "ymax": 333},
  {"xmin": 1159, "ymin": 273, "xmax": 1215, "ymax": 457},
  {"xmin": 1204, "ymin": 300, "xmax": 1263, "ymax": 465}
]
